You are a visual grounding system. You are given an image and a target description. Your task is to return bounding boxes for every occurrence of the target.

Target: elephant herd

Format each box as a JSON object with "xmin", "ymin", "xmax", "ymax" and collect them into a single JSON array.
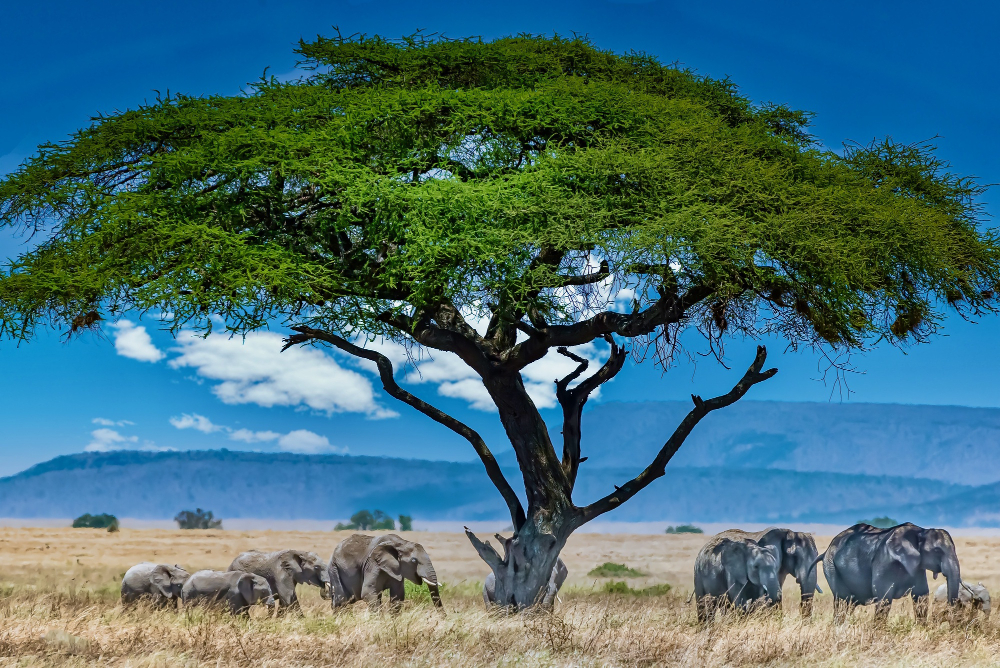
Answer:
[
  {"xmin": 695, "ymin": 522, "xmax": 990, "ymax": 624},
  {"xmin": 119, "ymin": 522, "xmax": 991, "ymax": 624},
  {"xmin": 121, "ymin": 533, "xmax": 441, "ymax": 614}
]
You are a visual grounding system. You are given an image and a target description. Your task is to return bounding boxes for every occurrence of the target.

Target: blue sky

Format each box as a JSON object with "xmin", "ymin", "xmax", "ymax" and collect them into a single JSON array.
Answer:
[{"xmin": 1, "ymin": 0, "xmax": 999, "ymax": 476}]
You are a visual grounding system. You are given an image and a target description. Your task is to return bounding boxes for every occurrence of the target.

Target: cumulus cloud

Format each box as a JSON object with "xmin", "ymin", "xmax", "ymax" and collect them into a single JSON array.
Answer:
[
  {"xmin": 110, "ymin": 320, "xmax": 165, "ymax": 362},
  {"xmin": 169, "ymin": 413, "xmax": 224, "ymax": 434},
  {"xmin": 277, "ymin": 429, "xmax": 346, "ymax": 454},
  {"xmin": 85, "ymin": 428, "xmax": 138, "ymax": 452},
  {"xmin": 169, "ymin": 331, "xmax": 397, "ymax": 419},
  {"xmin": 351, "ymin": 337, "xmax": 608, "ymax": 412}
]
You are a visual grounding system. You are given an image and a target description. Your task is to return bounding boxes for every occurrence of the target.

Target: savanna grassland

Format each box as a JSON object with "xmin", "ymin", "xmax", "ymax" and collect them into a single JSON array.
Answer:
[{"xmin": 3, "ymin": 528, "xmax": 1000, "ymax": 666}]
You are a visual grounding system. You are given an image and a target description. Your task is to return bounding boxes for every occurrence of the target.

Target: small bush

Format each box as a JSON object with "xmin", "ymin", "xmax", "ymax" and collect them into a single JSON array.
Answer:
[
  {"xmin": 858, "ymin": 516, "xmax": 899, "ymax": 528},
  {"xmin": 174, "ymin": 508, "xmax": 222, "ymax": 530},
  {"xmin": 602, "ymin": 580, "xmax": 672, "ymax": 596},
  {"xmin": 335, "ymin": 509, "xmax": 395, "ymax": 531},
  {"xmin": 398, "ymin": 514, "xmax": 413, "ymax": 531},
  {"xmin": 665, "ymin": 524, "xmax": 703, "ymax": 534},
  {"xmin": 588, "ymin": 562, "xmax": 645, "ymax": 578},
  {"xmin": 72, "ymin": 513, "xmax": 118, "ymax": 530}
]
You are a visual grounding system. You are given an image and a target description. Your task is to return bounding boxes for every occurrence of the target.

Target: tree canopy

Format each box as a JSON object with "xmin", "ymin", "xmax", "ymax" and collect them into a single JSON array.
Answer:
[{"xmin": 3, "ymin": 32, "xmax": 999, "ymax": 607}]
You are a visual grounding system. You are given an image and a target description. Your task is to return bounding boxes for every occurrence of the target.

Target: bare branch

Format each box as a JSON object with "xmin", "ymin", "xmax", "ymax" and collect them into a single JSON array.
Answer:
[
  {"xmin": 575, "ymin": 345, "xmax": 777, "ymax": 525},
  {"xmin": 554, "ymin": 259, "xmax": 610, "ymax": 287},
  {"xmin": 505, "ymin": 283, "xmax": 714, "ymax": 370},
  {"xmin": 285, "ymin": 325, "xmax": 526, "ymax": 530},
  {"xmin": 556, "ymin": 335, "xmax": 627, "ymax": 487},
  {"xmin": 464, "ymin": 527, "xmax": 504, "ymax": 570}
]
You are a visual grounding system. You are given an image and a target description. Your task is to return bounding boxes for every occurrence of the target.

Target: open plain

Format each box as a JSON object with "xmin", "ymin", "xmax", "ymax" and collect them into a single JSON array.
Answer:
[{"xmin": 2, "ymin": 527, "xmax": 1000, "ymax": 666}]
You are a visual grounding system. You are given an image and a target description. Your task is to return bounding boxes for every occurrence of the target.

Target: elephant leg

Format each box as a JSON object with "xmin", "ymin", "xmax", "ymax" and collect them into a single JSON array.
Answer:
[
  {"xmin": 386, "ymin": 579, "xmax": 405, "ymax": 612},
  {"xmin": 800, "ymin": 593, "xmax": 814, "ymax": 619},
  {"xmin": 833, "ymin": 598, "xmax": 851, "ymax": 624},
  {"xmin": 698, "ymin": 595, "xmax": 719, "ymax": 624},
  {"xmin": 911, "ymin": 592, "xmax": 929, "ymax": 624}
]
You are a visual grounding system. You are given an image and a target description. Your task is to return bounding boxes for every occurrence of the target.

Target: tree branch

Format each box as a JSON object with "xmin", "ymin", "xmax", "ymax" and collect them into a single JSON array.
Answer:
[
  {"xmin": 575, "ymin": 345, "xmax": 777, "ymax": 526},
  {"xmin": 504, "ymin": 283, "xmax": 713, "ymax": 370},
  {"xmin": 284, "ymin": 325, "xmax": 526, "ymax": 530},
  {"xmin": 464, "ymin": 527, "xmax": 504, "ymax": 570},
  {"xmin": 556, "ymin": 335, "xmax": 627, "ymax": 488}
]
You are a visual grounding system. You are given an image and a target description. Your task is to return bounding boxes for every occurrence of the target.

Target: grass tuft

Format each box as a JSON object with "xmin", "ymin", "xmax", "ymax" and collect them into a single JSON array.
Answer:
[{"xmin": 587, "ymin": 562, "xmax": 645, "ymax": 578}]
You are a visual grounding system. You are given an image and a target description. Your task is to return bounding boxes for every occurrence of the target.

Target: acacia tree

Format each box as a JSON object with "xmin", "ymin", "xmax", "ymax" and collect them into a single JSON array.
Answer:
[{"xmin": 2, "ymin": 34, "xmax": 999, "ymax": 608}]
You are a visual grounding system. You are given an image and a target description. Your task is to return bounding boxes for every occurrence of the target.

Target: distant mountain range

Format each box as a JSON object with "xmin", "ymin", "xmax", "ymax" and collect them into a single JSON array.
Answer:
[{"xmin": 3, "ymin": 400, "xmax": 999, "ymax": 526}]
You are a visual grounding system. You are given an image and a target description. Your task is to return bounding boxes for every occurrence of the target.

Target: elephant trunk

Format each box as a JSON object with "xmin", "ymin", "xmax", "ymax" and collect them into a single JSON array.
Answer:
[
  {"xmin": 419, "ymin": 564, "xmax": 443, "ymax": 608},
  {"xmin": 943, "ymin": 555, "xmax": 962, "ymax": 605}
]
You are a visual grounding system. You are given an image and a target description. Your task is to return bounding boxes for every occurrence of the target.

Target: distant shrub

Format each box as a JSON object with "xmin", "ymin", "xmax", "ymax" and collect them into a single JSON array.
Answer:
[
  {"xmin": 335, "ymin": 509, "xmax": 395, "ymax": 531},
  {"xmin": 665, "ymin": 524, "xmax": 704, "ymax": 534},
  {"xmin": 398, "ymin": 515, "xmax": 413, "ymax": 531},
  {"xmin": 588, "ymin": 562, "xmax": 645, "ymax": 578},
  {"xmin": 602, "ymin": 580, "xmax": 672, "ymax": 596},
  {"xmin": 858, "ymin": 516, "xmax": 898, "ymax": 528},
  {"xmin": 72, "ymin": 513, "xmax": 118, "ymax": 531},
  {"xmin": 174, "ymin": 508, "xmax": 222, "ymax": 530}
]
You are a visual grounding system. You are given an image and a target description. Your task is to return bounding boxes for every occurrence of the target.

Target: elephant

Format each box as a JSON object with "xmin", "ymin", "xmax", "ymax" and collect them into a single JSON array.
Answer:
[
  {"xmin": 717, "ymin": 527, "xmax": 822, "ymax": 616},
  {"xmin": 328, "ymin": 533, "xmax": 442, "ymax": 610},
  {"xmin": 121, "ymin": 562, "xmax": 190, "ymax": 607},
  {"xmin": 820, "ymin": 522, "xmax": 961, "ymax": 624},
  {"xmin": 228, "ymin": 549, "xmax": 330, "ymax": 612},
  {"xmin": 484, "ymin": 555, "xmax": 567, "ymax": 608},
  {"xmin": 933, "ymin": 580, "xmax": 990, "ymax": 622},
  {"xmin": 181, "ymin": 570, "xmax": 275, "ymax": 614},
  {"xmin": 694, "ymin": 536, "xmax": 782, "ymax": 623}
]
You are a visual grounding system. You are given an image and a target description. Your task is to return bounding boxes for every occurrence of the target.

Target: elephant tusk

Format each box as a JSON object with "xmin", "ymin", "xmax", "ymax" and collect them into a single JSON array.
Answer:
[
  {"xmin": 424, "ymin": 580, "xmax": 439, "ymax": 587},
  {"xmin": 815, "ymin": 584, "xmax": 823, "ymax": 594}
]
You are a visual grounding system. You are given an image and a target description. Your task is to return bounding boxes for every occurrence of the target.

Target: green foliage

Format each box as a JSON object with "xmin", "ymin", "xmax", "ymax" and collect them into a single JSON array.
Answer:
[
  {"xmin": 71, "ymin": 513, "xmax": 118, "ymax": 530},
  {"xmin": 859, "ymin": 516, "xmax": 899, "ymax": 528},
  {"xmin": 588, "ymin": 562, "xmax": 645, "ymax": 578},
  {"xmin": 335, "ymin": 509, "xmax": 395, "ymax": 531},
  {"xmin": 403, "ymin": 578, "xmax": 446, "ymax": 603},
  {"xmin": 1, "ymin": 32, "xmax": 996, "ymax": 355},
  {"xmin": 665, "ymin": 524, "xmax": 704, "ymax": 534},
  {"xmin": 398, "ymin": 514, "xmax": 413, "ymax": 531},
  {"xmin": 601, "ymin": 580, "xmax": 672, "ymax": 596},
  {"xmin": 174, "ymin": 508, "xmax": 222, "ymax": 530}
]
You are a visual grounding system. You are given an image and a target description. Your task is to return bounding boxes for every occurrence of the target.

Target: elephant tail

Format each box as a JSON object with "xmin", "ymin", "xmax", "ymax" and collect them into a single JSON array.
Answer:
[
  {"xmin": 686, "ymin": 590, "xmax": 696, "ymax": 605},
  {"xmin": 808, "ymin": 553, "xmax": 825, "ymax": 573}
]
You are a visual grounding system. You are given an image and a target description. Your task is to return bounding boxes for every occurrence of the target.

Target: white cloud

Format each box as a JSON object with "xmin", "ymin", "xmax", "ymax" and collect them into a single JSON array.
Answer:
[
  {"xmin": 169, "ymin": 331, "xmax": 397, "ymax": 419},
  {"xmin": 92, "ymin": 418, "xmax": 135, "ymax": 427},
  {"xmin": 169, "ymin": 413, "xmax": 224, "ymax": 434},
  {"xmin": 277, "ymin": 429, "xmax": 346, "ymax": 454},
  {"xmin": 85, "ymin": 428, "xmax": 138, "ymax": 452},
  {"xmin": 110, "ymin": 320, "xmax": 165, "ymax": 362},
  {"xmin": 229, "ymin": 428, "xmax": 281, "ymax": 443}
]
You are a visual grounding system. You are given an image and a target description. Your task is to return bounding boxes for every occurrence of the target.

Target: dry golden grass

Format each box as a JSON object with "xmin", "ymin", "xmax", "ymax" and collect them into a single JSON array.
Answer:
[{"xmin": 2, "ymin": 527, "xmax": 1000, "ymax": 666}]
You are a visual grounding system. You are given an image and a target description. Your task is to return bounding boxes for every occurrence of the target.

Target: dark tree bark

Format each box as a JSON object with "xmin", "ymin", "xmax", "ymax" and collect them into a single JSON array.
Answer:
[{"xmin": 285, "ymin": 297, "xmax": 778, "ymax": 609}]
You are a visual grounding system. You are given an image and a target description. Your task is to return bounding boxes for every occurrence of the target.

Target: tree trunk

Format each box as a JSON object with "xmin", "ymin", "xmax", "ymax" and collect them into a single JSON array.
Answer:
[{"xmin": 471, "ymin": 370, "xmax": 578, "ymax": 608}]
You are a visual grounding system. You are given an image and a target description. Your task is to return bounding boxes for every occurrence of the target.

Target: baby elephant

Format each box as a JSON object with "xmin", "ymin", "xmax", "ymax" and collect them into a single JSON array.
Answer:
[
  {"xmin": 694, "ymin": 536, "xmax": 782, "ymax": 623},
  {"xmin": 181, "ymin": 570, "xmax": 275, "ymax": 614},
  {"xmin": 229, "ymin": 549, "xmax": 331, "ymax": 612},
  {"xmin": 934, "ymin": 581, "xmax": 991, "ymax": 622},
  {"xmin": 121, "ymin": 562, "xmax": 190, "ymax": 607}
]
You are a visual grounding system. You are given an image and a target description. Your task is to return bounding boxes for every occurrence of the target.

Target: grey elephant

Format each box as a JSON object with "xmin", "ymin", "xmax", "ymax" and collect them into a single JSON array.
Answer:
[
  {"xmin": 821, "ymin": 522, "xmax": 961, "ymax": 624},
  {"xmin": 328, "ymin": 533, "xmax": 442, "ymax": 610},
  {"xmin": 934, "ymin": 580, "xmax": 990, "ymax": 622},
  {"xmin": 717, "ymin": 527, "xmax": 822, "ymax": 616},
  {"xmin": 121, "ymin": 562, "xmax": 190, "ymax": 607},
  {"xmin": 484, "ymin": 554, "xmax": 567, "ymax": 608},
  {"xmin": 694, "ymin": 536, "xmax": 782, "ymax": 623},
  {"xmin": 181, "ymin": 570, "xmax": 275, "ymax": 614},
  {"xmin": 228, "ymin": 549, "xmax": 330, "ymax": 612}
]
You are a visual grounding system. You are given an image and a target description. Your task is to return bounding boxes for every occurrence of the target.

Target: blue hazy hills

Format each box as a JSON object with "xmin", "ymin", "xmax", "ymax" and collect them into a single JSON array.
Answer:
[{"xmin": 3, "ymin": 400, "xmax": 999, "ymax": 525}]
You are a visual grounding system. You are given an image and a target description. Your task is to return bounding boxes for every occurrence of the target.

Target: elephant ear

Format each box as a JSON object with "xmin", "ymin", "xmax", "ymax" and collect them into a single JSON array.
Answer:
[
  {"xmin": 237, "ymin": 574, "xmax": 256, "ymax": 604},
  {"xmin": 282, "ymin": 552, "xmax": 305, "ymax": 579},
  {"xmin": 151, "ymin": 566, "xmax": 173, "ymax": 598},
  {"xmin": 887, "ymin": 532, "xmax": 922, "ymax": 575},
  {"xmin": 369, "ymin": 544, "xmax": 402, "ymax": 581}
]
